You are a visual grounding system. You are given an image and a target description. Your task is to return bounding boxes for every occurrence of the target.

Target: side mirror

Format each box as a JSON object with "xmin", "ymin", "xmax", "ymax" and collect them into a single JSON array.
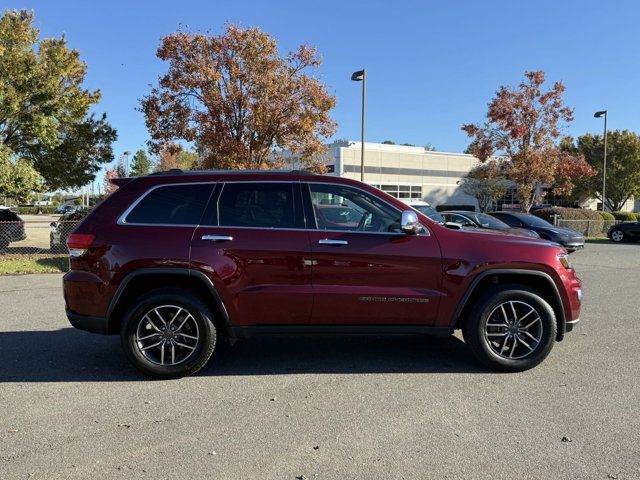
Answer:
[
  {"xmin": 444, "ymin": 222, "xmax": 462, "ymax": 230},
  {"xmin": 401, "ymin": 210, "xmax": 421, "ymax": 234}
]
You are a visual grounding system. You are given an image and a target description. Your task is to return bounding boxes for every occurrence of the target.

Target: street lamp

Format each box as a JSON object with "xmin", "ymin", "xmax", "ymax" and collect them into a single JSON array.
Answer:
[
  {"xmin": 594, "ymin": 110, "xmax": 608, "ymax": 211},
  {"xmin": 351, "ymin": 69, "xmax": 366, "ymax": 181}
]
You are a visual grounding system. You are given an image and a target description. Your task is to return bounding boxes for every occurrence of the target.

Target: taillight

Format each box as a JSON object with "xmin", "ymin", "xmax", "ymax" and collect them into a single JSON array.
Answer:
[{"xmin": 66, "ymin": 233, "xmax": 95, "ymax": 257}]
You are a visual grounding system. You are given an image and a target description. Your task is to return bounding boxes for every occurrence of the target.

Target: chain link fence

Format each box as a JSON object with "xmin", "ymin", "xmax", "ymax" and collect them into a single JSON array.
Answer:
[
  {"xmin": 555, "ymin": 218, "xmax": 627, "ymax": 237},
  {"xmin": 0, "ymin": 216, "xmax": 82, "ymax": 257}
]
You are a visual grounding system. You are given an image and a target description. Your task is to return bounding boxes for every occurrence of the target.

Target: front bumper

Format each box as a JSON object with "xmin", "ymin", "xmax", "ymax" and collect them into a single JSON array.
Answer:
[{"xmin": 66, "ymin": 311, "xmax": 109, "ymax": 335}]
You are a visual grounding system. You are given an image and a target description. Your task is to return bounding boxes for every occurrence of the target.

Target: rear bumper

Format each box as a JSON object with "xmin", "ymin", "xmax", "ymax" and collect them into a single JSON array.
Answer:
[{"xmin": 66, "ymin": 311, "xmax": 109, "ymax": 335}]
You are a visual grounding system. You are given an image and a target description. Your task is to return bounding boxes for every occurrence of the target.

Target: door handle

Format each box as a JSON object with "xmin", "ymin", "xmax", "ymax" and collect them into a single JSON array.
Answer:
[
  {"xmin": 318, "ymin": 239, "xmax": 348, "ymax": 245},
  {"xmin": 201, "ymin": 235, "xmax": 233, "ymax": 242}
]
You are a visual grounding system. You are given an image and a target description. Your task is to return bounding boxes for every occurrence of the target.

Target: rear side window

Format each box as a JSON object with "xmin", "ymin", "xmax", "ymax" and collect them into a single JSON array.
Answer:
[
  {"xmin": 217, "ymin": 182, "xmax": 303, "ymax": 229},
  {"xmin": 124, "ymin": 184, "xmax": 213, "ymax": 225}
]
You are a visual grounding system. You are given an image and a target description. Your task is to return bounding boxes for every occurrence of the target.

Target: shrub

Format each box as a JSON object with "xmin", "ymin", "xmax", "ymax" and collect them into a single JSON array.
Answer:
[
  {"xmin": 634, "ymin": 213, "xmax": 640, "ymax": 222},
  {"xmin": 612, "ymin": 211, "xmax": 636, "ymax": 221},
  {"xmin": 532, "ymin": 207, "xmax": 603, "ymax": 237},
  {"xmin": 15, "ymin": 206, "xmax": 58, "ymax": 215},
  {"xmin": 596, "ymin": 211, "xmax": 615, "ymax": 220},
  {"xmin": 435, "ymin": 204, "xmax": 476, "ymax": 212}
]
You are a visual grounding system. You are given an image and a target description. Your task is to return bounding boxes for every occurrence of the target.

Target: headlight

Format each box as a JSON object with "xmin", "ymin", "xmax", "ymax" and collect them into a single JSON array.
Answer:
[{"xmin": 558, "ymin": 253, "xmax": 572, "ymax": 270}]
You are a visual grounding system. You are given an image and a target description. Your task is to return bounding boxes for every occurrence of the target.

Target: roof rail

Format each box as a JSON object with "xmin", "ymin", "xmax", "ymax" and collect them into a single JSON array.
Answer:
[
  {"xmin": 146, "ymin": 169, "xmax": 318, "ymax": 176},
  {"xmin": 149, "ymin": 169, "xmax": 184, "ymax": 176}
]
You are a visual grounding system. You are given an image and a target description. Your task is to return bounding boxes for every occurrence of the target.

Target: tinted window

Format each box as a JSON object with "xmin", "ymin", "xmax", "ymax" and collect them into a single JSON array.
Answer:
[
  {"xmin": 125, "ymin": 184, "xmax": 213, "ymax": 225},
  {"xmin": 218, "ymin": 182, "xmax": 302, "ymax": 229},
  {"xmin": 308, "ymin": 183, "xmax": 401, "ymax": 233},
  {"xmin": 0, "ymin": 210, "xmax": 19, "ymax": 221}
]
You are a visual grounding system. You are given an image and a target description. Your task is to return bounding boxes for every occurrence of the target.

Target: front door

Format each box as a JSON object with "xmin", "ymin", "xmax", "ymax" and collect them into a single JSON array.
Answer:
[
  {"xmin": 303, "ymin": 182, "xmax": 442, "ymax": 325},
  {"xmin": 190, "ymin": 181, "xmax": 313, "ymax": 326}
]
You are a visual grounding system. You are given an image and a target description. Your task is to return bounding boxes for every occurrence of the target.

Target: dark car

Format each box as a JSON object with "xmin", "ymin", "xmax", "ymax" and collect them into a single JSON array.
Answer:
[
  {"xmin": 608, "ymin": 221, "xmax": 640, "ymax": 243},
  {"xmin": 441, "ymin": 211, "xmax": 540, "ymax": 238},
  {"xmin": 63, "ymin": 170, "xmax": 582, "ymax": 378},
  {"xmin": 489, "ymin": 211, "xmax": 585, "ymax": 252},
  {"xmin": 0, "ymin": 207, "xmax": 26, "ymax": 250},
  {"xmin": 50, "ymin": 207, "xmax": 91, "ymax": 253}
]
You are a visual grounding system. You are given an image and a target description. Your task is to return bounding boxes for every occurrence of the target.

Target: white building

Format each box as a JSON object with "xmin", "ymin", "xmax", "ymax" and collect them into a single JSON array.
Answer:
[{"xmin": 321, "ymin": 140, "xmax": 479, "ymax": 207}]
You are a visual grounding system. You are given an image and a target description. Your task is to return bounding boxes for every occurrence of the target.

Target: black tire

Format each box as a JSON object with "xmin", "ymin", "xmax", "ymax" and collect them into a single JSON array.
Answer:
[
  {"xmin": 610, "ymin": 229, "xmax": 625, "ymax": 243},
  {"xmin": 120, "ymin": 288, "xmax": 217, "ymax": 379},
  {"xmin": 462, "ymin": 285, "xmax": 557, "ymax": 372}
]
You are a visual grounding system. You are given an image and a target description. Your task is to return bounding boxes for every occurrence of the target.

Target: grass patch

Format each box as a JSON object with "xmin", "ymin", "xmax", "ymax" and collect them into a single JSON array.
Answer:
[{"xmin": 0, "ymin": 256, "xmax": 68, "ymax": 275}]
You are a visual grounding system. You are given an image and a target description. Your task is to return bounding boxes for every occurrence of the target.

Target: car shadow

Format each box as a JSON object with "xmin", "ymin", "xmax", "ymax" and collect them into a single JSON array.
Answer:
[{"xmin": 0, "ymin": 328, "xmax": 487, "ymax": 382}]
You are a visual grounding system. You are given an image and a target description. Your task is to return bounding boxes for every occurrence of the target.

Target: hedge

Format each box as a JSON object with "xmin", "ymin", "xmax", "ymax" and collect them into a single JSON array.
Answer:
[
  {"xmin": 596, "ymin": 211, "xmax": 616, "ymax": 220},
  {"xmin": 532, "ymin": 207, "xmax": 604, "ymax": 237},
  {"xmin": 435, "ymin": 204, "xmax": 476, "ymax": 212},
  {"xmin": 15, "ymin": 206, "xmax": 58, "ymax": 215},
  {"xmin": 612, "ymin": 211, "xmax": 636, "ymax": 221}
]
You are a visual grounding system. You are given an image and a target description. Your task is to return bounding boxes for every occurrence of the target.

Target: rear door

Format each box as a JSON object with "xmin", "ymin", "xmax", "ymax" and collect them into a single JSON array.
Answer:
[
  {"xmin": 303, "ymin": 182, "xmax": 442, "ymax": 325},
  {"xmin": 190, "ymin": 181, "xmax": 313, "ymax": 326}
]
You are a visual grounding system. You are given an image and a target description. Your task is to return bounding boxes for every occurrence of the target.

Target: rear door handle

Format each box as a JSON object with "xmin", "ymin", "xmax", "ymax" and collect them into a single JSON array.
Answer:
[
  {"xmin": 318, "ymin": 239, "xmax": 348, "ymax": 245},
  {"xmin": 201, "ymin": 235, "xmax": 233, "ymax": 242}
]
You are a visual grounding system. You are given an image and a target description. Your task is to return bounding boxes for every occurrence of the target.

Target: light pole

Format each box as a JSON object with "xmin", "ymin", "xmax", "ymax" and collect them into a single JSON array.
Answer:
[
  {"xmin": 594, "ymin": 110, "xmax": 608, "ymax": 211},
  {"xmin": 351, "ymin": 69, "xmax": 366, "ymax": 181}
]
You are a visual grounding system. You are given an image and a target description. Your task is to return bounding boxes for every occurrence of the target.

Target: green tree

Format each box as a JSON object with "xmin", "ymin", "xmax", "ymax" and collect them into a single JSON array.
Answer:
[
  {"xmin": 154, "ymin": 144, "xmax": 199, "ymax": 172},
  {"xmin": 0, "ymin": 144, "xmax": 41, "ymax": 204},
  {"xmin": 565, "ymin": 130, "xmax": 640, "ymax": 211},
  {"xmin": 130, "ymin": 149, "xmax": 153, "ymax": 177},
  {"xmin": 458, "ymin": 160, "xmax": 509, "ymax": 212},
  {"xmin": 0, "ymin": 9, "xmax": 116, "ymax": 190}
]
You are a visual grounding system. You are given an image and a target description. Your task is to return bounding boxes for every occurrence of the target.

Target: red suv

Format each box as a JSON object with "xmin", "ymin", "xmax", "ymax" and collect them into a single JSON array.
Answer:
[{"xmin": 63, "ymin": 170, "xmax": 582, "ymax": 378}]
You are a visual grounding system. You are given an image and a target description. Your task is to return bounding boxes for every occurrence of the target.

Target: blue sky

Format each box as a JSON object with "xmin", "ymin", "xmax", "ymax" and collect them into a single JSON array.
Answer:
[{"xmin": 9, "ymin": 0, "xmax": 640, "ymax": 180}]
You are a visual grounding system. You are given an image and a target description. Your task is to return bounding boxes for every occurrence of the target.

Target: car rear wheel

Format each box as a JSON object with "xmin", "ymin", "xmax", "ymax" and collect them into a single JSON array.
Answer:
[
  {"xmin": 120, "ymin": 288, "xmax": 217, "ymax": 379},
  {"xmin": 610, "ymin": 229, "xmax": 625, "ymax": 242},
  {"xmin": 462, "ymin": 285, "xmax": 556, "ymax": 372}
]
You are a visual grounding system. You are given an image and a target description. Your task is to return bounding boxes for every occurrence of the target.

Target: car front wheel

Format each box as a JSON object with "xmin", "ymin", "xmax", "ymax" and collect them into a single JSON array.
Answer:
[
  {"xmin": 610, "ymin": 229, "xmax": 625, "ymax": 242},
  {"xmin": 463, "ymin": 285, "xmax": 557, "ymax": 372},
  {"xmin": 120, "ymin": 288, "xmax": 217, "ymax": 379}
]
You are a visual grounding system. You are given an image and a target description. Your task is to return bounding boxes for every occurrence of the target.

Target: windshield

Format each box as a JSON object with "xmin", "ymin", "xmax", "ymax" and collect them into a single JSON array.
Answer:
[
  {"xmin": 413, "ymin": 205, "xmax": 444, "ymax": 223},
  {"xmin": 469, "ymin": 213, "xmax": 509, "ymax": 229},
  {"xmin": 518, "ymin": 214, "xmax": 553, "ymax": 228}
]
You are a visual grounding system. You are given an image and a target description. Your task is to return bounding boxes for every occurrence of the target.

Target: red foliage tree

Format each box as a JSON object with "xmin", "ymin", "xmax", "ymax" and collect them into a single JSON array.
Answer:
[
  {"xmin": 141, "ymin": 24, "xmax": 336, "ymax": 172},
  {"xmin": 462, "ymin": 71, "xmax": 594, "ymax": 212}
]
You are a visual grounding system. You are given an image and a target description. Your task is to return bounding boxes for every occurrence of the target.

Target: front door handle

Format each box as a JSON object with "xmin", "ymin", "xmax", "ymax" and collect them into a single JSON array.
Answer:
[
  {"xmin": 201, "ymin": 235, "xmax": 233, "ymax": 242},
  {"xmin": 318, "ymin": 239, "xmax": 348, "ymax": 246}
]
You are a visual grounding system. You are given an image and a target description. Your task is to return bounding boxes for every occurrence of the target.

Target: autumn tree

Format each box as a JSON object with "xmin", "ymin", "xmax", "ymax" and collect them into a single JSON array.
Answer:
[
  {"xmin": 130, "ymin": 149, "xmax": 153, "ymax": 177},
  {"xmin": 563, "ymin": 130, "xmax": 640, "ymax": 211},
  {"xmin": 141, "ymin": 24, "xmax": 336, "ymax": 171},
  {"xmin": 154, "ymin": 144, "xmax": 199, "ymax": 172},
  {"xmin": 103, "ymin": 162, "xmax": 126, "ymax": 195},
  {"xmin": 0, "ymin": 10, "xmax": 116, "ymax": 190},
  {"xmin": 462, "ymin": 71, "xmax": 593, "ymax": 212},
  {"xmin": 459, "ymin": 160, "xmax": 509, "ymax": 212}
]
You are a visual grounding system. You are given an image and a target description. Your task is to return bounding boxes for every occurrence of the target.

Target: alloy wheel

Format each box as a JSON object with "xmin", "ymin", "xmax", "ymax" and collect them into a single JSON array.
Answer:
[
  {"xmin": 135, "ymin": 305, "xmax": 200, "ymax": 366},
  {"xmin": 484, "ymin": 300, "xmax": 543, "ymax": 360},
  {"xmin": 611, "ymin": 230, "xmax": 624, "ymax": 242}
]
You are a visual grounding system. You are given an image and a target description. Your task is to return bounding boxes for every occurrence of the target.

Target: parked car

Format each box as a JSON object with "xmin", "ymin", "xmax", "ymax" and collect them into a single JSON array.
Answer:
[
  {"xmin": 50, "ymin": 208, "xmax": 91, "ymax": 253},
  {"xmin": 489, "ymin": 211, "xmax": 585, "ymax": 252},
  {"xmin": 608, "ymin": 221, "xmax": 640, "ymax": 243},
  {"xmin": 0, "ymin": 207, "xmax": 26, "ymax": 251},
  {"xmin": 63, "ymin": 170, "xmax": 582, "ymax": 378},
  {"xmin": 403, "ymin": 200, "xmax": 444, "ymax": 223},
  {"xmin": 55, "ymin": 204, "xmax": 81, "ymax": 215},
  {"xmin": 441, "ymin": 211, "xmax": 540, "ymax": 238}
]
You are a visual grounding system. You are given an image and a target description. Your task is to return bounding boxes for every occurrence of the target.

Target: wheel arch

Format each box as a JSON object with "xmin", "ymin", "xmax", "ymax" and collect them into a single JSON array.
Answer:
[
  {"xmin": 452, "ymin": 269, "xmax": 566, "ymax": 341},
  {"xmin": 106, "ymin": 268, "xmax": 232, "ymax": 336}
]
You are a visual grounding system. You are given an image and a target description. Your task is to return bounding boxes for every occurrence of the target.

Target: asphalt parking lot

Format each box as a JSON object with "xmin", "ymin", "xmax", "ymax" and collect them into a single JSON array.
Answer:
[{"xmin": 1, "ymin": 242, "xmax": 639, "ymax": 479}]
